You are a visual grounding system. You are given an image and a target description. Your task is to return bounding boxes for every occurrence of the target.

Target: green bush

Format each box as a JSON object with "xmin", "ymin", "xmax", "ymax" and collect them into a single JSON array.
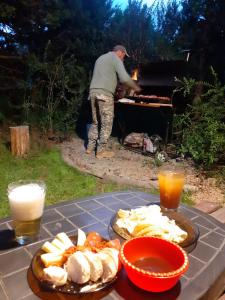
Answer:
[
  {"xmin": 174, "ymin": 68, "xmax": 225, "ymax": 167},
  {"xmin": 180, "ymin": 115, "xmax": 225, "ymax": 166},
  {"xmin": 23, "ymin": 45, "xmax": 89, "ymax": 134}
]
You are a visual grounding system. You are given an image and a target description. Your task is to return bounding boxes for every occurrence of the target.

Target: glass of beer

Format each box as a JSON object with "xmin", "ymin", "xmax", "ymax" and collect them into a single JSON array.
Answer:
[
  {"xmin": 158, "ymin": 167, "xmax": 185, "ymax": 211},
  {"xmin": 8, "ymin": 180, "xmax": 46, "ymax": 245}
]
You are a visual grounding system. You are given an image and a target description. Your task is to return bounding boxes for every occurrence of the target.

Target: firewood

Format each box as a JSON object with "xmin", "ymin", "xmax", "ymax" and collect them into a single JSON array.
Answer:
[{"xmin": 10, "ymin": 125, "xmax": 30, "ymax": 156}]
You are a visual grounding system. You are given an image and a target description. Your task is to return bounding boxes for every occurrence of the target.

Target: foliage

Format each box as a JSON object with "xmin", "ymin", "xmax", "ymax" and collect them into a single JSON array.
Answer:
[
  {"xmin": 0, "ymin": 0, "xmax": 115, "ymax": 130},
  {"xmin": 0, "ymin": 0, "xmax": 225, "ymax": 134},
  {"xmin": 24, "ymin": 46, "xmax": 88, "ymax": 133},
  {"xmin": 107, "ymin": 0, "xmax": 153, "ymax": 63},
  {"xmin": 174, "ymin": 68, "xmax": 225, "ymax": 167},
  {"xmin": 177, "ymin": 0, "xmax": 225, "ymax": 81},
  {"xmin": 182, "ymin": 191, "xmax": 195, "ymax": 206},
  {"xmin": 151, "ymin": 0, "xmax": 182, "ymax": 60}
]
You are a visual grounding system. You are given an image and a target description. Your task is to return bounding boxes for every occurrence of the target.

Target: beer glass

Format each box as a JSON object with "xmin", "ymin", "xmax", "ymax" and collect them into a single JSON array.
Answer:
[
  {"xmin": 8, "ymin": 180, "xmax": 46, "ymax": 245},
  {"xmin": 158, "ymin": 167, "xmax": 185, "ymax": 211}
]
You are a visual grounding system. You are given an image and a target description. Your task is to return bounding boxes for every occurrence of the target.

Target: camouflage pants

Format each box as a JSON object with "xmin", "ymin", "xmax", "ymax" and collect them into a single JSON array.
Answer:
[{"xmin": 88, "ymin": 93, "xmax": 114, "ymax": 152}]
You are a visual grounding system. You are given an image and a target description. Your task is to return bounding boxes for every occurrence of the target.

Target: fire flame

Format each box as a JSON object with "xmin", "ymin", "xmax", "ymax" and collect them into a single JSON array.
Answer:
[{"xmin": 131, "ymin": 69, "xmax": 138, "ymax": 81}]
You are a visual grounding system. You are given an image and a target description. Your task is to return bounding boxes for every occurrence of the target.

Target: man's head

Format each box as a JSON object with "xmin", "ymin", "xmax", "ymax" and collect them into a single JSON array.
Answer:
[{"xmin": 113, "ymin": 45, "xmax": 130, "ymax": 60}]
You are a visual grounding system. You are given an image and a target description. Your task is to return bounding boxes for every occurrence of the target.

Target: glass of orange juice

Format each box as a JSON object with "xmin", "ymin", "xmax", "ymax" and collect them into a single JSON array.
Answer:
[{"xmin": 158, "ymin": 167, "xmax": 185, "ymax": 211}]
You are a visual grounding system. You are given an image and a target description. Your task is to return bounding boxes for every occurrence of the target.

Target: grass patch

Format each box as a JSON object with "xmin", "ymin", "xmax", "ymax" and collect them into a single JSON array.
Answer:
[
  {"xmin": 0, "ymin": 142, "xmax": 133, "ymax": 218},
  {"xmin": 0, "ymin": 138, "xmax": 194, "ymax": 219},
  {"xmin": 182, "ymin": 191, "xmax": 195, "ymax": 206}
]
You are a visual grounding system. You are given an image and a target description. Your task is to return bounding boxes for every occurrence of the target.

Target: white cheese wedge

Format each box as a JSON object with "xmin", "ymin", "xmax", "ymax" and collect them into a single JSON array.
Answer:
[
  {"xmin": 41, "ymin": 241, "xmax": 63, "ymax": 254},
  {"xmin": 56, "ymin": 232, "xmax": 74, "ymax": 249},
  {"xmin": 43, "ymin": 266, "xmax": 67, "ymax": 286},
  {"xmin": 41, "ymin": 253, "xmax": 63, "ymax": 267},
  {"xmin": 51, "ymin": 238, "xmax": 67, "ymax": 252},
  {"xmin": 77, "ymin": 228, "xmax": 87, "ymax": 246}
]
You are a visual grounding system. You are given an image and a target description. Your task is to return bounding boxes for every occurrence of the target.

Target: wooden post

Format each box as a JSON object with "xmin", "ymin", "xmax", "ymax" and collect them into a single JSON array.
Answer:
[{"xmin": 10, "ymin": 126, "xmax": 30, "ymax": 156}]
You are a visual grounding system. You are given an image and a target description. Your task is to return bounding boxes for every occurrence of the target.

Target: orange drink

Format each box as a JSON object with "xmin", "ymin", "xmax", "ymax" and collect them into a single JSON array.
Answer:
[{"xmin": 158, "ymin": 168, "xmax": 185, "ymax": 211}]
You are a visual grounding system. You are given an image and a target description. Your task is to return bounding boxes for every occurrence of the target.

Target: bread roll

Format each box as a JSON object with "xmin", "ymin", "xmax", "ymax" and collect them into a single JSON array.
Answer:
[
  {"xmin": 66, "ymin": 251, "xmax": 90, "ymax": 284},
  {"xmin": 83, "ymin": 250, "xmax": 103, "ymax": 282},
  {"xmin": 97, "ymin": 252, "xmax": 117, "ymax": 283},
  {"xmin": 101, "ymin": 248, "xmax": 119, "ymax": 269}
]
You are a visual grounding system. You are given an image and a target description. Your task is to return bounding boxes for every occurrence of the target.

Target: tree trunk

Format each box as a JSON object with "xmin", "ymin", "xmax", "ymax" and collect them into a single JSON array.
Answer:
[{"xmin": 10, "ymin": 126, "xmax": 30, "ymax": 156}]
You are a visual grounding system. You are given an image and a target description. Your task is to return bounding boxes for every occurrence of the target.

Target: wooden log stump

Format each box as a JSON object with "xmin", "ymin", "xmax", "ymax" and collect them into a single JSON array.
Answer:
[{"xmin": 10, "ymin": 126, "xmax": 30, "ymax": 156}]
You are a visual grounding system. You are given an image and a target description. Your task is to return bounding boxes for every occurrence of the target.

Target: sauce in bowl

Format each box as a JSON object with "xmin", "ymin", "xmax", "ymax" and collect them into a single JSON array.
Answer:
[{"xmin": 133, "ymin": 257, "xmax": 174, "ymax": 273}]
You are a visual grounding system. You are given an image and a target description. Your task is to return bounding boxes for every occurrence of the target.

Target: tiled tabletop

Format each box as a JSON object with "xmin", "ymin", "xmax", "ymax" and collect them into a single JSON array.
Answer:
[{"xmin": 0, "ymin": 191, "xmax": 225, "ymax": 300}]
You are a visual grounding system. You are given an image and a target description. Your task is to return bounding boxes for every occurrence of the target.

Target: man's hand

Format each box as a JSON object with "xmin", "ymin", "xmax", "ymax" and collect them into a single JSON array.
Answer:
[{"xmin": 134, "ymin": 85, "xmax": 142, "ymax": 94}]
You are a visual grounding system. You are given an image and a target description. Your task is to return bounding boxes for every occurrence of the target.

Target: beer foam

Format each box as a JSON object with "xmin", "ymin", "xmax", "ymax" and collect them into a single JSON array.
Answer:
[{"xmin": 9, "ymin": 183, "xmax": 45, "ymax": 221}]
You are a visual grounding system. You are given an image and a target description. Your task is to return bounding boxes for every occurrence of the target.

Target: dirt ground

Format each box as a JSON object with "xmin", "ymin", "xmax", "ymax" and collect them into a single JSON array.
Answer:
[{"xmin": 60, "ymin": 136, "xmax": 225, "ymax": 206}]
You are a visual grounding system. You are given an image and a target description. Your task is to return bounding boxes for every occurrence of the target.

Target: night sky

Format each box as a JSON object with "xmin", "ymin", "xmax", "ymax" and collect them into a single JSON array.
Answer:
[{"xmin": 113, "ymin": 0, "xmax": 158, "ymax": 8}]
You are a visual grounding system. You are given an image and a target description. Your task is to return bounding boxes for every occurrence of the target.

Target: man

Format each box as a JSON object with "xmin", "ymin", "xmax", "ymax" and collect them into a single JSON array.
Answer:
[{"xmin": 87, "ymin": 45, "xmax": 141, "ymax": 159}]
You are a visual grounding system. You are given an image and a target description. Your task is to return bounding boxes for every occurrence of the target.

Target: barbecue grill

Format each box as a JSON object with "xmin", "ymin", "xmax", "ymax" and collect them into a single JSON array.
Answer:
[{"xmin": 114, "ymin": 60, "xmax": 188, "ymax": 157}]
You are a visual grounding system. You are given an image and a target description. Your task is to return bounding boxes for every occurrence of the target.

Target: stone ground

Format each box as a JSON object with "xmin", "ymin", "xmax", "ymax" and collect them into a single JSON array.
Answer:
[{"xmin": 60, "ymin": 136, "xmax": 225, "ymax": 222}]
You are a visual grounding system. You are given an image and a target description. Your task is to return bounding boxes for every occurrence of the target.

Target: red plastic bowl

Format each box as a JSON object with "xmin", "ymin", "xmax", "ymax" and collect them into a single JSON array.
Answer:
[{"xmin": 119, "ymin": 236, "xmax": 189, "ymax": 292}]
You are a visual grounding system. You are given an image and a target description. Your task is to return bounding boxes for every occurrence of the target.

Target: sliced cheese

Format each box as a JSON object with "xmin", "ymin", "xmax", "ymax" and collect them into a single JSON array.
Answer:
[
  {"xmin": 43, "ymin": 266, "xmax": 67, "ymax": 286},
  {"xmin": 77, "ymin": 228, "xmax": 86, "ymax": 246},
  {"xmin": 56, "ymin": 232, "xmax": 74, "ymax": 249},
  {"xmin": 41, "ymin": 253, "xmax": 63, "ymax": 267},
  {"xmin": 42, "ymin": 241, "xmax": 62, "ymax": 254},
  {"xmin": 51, "ymin": 238, "xmax": 67, "ymax": 251}
]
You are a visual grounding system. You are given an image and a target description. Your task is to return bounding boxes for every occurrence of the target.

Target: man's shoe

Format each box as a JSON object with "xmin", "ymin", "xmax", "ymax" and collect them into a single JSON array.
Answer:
[
  {"xmin": 96, "ymin": 150, "xmax": 115, "ymax": 159},
  {"xmin": 86, "ymin": 145, "xmax": 96, "ymax": 154},
  {"xmin": 86, "ymin": 148, "xmax": 92, "ymax": 154}
]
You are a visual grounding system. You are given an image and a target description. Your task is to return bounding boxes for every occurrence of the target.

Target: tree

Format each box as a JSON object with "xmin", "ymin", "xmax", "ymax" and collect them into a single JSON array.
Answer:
[
  {"xmin": 0, "ymin": 0, "xmax": 116, "ymax": 129},
  {"xmin": 0, "ymin": 0, "xmax": 71, "ymax": 123},
  {"xmin": 107, "ymin": 0, "xmax": 154, "ymax": 63},
  {"xmin": 151, "ymin": 0, "xmax": 182, "ymax": 60},
  {"xmin": 177, "ymin": 0, "xmax": 225, "ymax": 81}
]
